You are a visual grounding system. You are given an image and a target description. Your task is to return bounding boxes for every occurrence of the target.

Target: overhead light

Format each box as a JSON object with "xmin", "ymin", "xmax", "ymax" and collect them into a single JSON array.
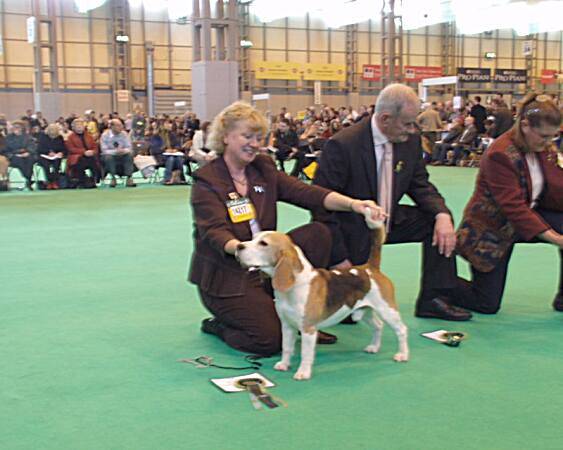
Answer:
[
  {"xmin": 484, "ymin": 51, "xmax": 496, "ymax": 59},
  {"xmin": 115, "ymin": 34, "xmax": 130, "ymax": 42},
  {"xmin": 240, "ymin": 39, "xmax": 254, "ymax": 48}
]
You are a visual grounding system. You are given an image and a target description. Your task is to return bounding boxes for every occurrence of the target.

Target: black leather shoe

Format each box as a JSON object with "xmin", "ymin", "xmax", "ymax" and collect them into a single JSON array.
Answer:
[
  {"xmin": 317, "ymin": 330, "xmax": 338, "ymax": 345},
  {"xmin": 415, "ymin": 297, "xmax": 472, "ymax": 321},
  {"xmin": 553, "ymin": 293, "xmax": 563, "ymax": 312},
  {"xmin": 201, "ymin": 318, "xmax": 225, "ymax": 338}
]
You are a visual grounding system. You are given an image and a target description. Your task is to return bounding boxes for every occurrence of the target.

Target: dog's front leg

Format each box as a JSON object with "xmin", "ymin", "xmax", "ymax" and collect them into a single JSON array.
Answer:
[
  {"xmin": 294, "ymin": 329, "xmax": 317, "ymax": 380},
  {"xmin": 274, "ymin": 321, "xmax": 297, "ymax": 371}
]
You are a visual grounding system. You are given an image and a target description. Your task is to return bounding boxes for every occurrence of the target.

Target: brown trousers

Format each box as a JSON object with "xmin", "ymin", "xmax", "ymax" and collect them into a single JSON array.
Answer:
[{"xmin": 199, "ymin": 222, "xmax": 331, "ymax": 356}]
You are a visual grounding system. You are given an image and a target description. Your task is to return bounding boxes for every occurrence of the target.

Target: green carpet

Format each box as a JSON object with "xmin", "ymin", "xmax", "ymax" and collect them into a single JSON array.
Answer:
[{"xmin": 1, "ymin": 167, "xmax": 561, "ymax": 450}]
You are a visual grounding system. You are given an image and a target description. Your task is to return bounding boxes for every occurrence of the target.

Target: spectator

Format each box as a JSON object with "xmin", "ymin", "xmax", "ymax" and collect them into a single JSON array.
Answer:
[
  {"xmin": 417, "ymin": 102, "xmax": 443, "ymax": 146},
  {"xmin": 4, "ymin": 120, "xmax": 36, "ymax": 190},
  {"xmin": 159, "ymin": 120, "xmax": 185, "ymax": 185},
  {"xmin": 431, "ymin": 117, "xmax": 465, "ymax": 165},
  {"xmin": 189, "ymin": 121, "xmax": 215, "ymax": 168},
  {"xmin": 470, "ymin": 96, "xmax": 487, "ymax": 134},
  {"xmin": 273, "ymin": 119, "xmax": 299, "ymax": 172},
  {"xmin": 490, "ymin": 98, "xmax": 513, "ymax": 138},
  {"xmin": 100, "ymin": 119, "xmax": 136, "ymax": 188},
  {"xmin": 449, "ymin": 116, "xmax": 479, "ymax": 166},
  {"xmin": 31, "ymin": 111, "xmax": 48, "ymax": 130},
  {"xmin": 37, "ymin": 124, "xmax": 66, "ymax": 189},
  {"xmin": 65, "ymin": 118, "xmax": 100, "ymax": 188}
]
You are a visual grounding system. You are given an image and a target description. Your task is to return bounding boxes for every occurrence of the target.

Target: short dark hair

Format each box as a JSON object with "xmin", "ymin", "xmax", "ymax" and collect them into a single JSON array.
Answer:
[{"xmin": 475, "ymin": 96, "xmax": 481, "ymax": 103}]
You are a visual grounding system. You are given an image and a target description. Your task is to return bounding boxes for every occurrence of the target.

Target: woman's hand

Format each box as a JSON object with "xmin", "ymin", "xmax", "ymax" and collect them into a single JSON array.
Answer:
[{"xmin": 350, "ymin": 199, "xmax": 388, "ymax": 222}]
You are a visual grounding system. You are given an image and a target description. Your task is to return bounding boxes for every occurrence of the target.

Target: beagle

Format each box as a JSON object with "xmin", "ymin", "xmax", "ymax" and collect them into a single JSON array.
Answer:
[{"xmin": 235, "ymin": 213, "xmax": 408, "ymax": 380}]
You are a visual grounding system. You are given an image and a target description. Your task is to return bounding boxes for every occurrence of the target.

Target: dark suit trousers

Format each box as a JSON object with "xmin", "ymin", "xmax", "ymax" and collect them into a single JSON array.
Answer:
[
  {"xmin": 199, "ymin": 222, "xmax": 332, "ymax": 356},
  {"xmin": 38, "ymin": 157, "xmax": 62, "ymax": 183},
  {"xmin": 9, "ymin": 155, "xmax": 34, "ymax": 181},
  {"xmin": 387, "ymin": 205, "xmax": 458, "ymax": 306},
  {"xmin": 457, "ymin": 209, "xmax": 562, "ymax": 314}
]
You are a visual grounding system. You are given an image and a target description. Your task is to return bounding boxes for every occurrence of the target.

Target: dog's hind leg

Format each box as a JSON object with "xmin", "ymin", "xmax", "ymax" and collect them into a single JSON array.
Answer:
[
  {"xmin": 362, "ymin": 308, "xmax": 384, "ymax": 354},
  {"xmin": 375, "ymin": 304, "xmax": 409, "ymax": 362}
]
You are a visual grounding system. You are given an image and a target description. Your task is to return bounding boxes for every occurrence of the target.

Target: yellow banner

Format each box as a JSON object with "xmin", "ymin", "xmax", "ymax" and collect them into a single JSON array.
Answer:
[
  {"xmin": 254, "ymin": 61, "xmax": 302, "ymax": 80},
  {"xmin": 303, "ymin": 63, "xmax": 346, "ymax": 81}
]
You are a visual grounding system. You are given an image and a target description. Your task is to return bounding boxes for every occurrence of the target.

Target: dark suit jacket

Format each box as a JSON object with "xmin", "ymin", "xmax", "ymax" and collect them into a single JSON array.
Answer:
[
  {"xmin": 470, "ymin": 104, "xmax": 487, "ymax": 134},
  {"xmin": 189, "ymin": 154, "xmax": 331, "ymax": 297},
  {"xmin": 457, "ymin": 129, "xmax": 561, "ymax": 272},
  {"xmin": 313, "ymin": 116, "xmax": 450, "ymax": 266},
  {"xmin": 491, "ymin": 108, "xmax": 513, "ymax": 138}
]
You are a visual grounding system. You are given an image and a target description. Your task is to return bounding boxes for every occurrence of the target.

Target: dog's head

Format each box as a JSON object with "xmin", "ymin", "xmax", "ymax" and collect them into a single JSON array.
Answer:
[{"xmin": 235, "ymin": 231, "xmax": 303, "ymax": 292}]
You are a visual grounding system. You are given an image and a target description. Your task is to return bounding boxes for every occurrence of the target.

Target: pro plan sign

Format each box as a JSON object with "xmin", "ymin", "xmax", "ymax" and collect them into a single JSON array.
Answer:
[
  {"xmin": 493, "ymin": 69, "xmax": 527, "ymax": 83},
  {"xmin": 456, "ymin": 68, "xmax": 491, "ymax": 82},
  {"xmin": 457, "ymin": 67, "xmax": 527, "ymax": 84}
]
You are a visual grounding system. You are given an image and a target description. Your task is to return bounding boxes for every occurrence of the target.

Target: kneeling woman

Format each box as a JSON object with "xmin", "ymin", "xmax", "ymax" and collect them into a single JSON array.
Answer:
[
  {"xmin": 456, "ymin": 94, "xmax": 562, "ymax": 313},
  {"xmin": 189, "ymin": 102, "xmax": 384, "ymax": 356}
]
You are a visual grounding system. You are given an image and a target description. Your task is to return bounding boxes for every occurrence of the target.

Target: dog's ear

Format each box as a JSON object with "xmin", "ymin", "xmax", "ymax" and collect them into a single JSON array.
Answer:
[{"xmin": 272, "ymin": 250, "xmax": 299, "ymax": 292}]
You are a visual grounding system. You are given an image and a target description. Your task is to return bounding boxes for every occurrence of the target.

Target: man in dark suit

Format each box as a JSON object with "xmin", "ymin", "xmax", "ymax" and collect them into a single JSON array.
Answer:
[
  {"xmin": 313, "ymin": 83, "xmax": 471, "ymax": 321},
  {"xmin": 273, "ymin": 119, "xmax": 299, "ymax": 172},
  {"xmin": 490, "ymin": 99, "xmax": 513, "ymax": 138},
  {"xmin": 470, "ymin": 96, "xmax": 487, "ymax": 134}
]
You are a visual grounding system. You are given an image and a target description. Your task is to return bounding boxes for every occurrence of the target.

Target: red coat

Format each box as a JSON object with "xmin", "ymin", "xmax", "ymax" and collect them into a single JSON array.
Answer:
[
  {"xmin": 64, "ymin": 131, "xmax": 98, "ymax": 168},
  {"xmin": 457, "ymin": 129, "xmax": 562, "ymax": 272}
]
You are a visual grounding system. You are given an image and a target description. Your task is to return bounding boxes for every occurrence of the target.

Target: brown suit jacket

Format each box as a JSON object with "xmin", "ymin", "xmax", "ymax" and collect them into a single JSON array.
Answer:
[
  {"xmin": 189, "ymin": 154, "xmax": 331, "ymax": 297},
  {"xmin": 457, "ymin": 129, "xmax": 561, "ymax": 272}
]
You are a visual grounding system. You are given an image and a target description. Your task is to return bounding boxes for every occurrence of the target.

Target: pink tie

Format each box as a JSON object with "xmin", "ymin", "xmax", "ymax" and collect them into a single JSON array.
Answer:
[{"xmin": 378, "ymin": 142, "xmax": 393, "ymax": 231}]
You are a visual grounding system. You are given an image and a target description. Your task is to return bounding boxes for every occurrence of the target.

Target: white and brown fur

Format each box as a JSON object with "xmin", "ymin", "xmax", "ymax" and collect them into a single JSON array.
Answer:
[{"xmin": 236, "ymin": 213, "xmax": 408, "ymax": 380}]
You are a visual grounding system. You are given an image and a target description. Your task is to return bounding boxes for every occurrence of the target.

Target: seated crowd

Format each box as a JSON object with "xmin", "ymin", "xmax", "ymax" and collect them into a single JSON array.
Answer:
[
  {"xmin": 0, "ymin": 109, "xmax": 207, "ymax": 191},
  {"xmin": 0, "ymin": 93, "xmax": 559, "ymax": 191}
]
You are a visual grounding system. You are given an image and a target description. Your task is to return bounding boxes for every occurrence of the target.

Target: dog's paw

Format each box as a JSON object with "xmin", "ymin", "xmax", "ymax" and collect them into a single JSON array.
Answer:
[
  {"xmin": 274, "ymin": 361, "xmax": 290, "ymax": 371},
  {"xmin": 393, "ymin": 352, "xmax": 409, "ymax": 362},
  {"xmin": 293, "ymin": 368, "xmax": 312, "ymax": 380},
  {"xmin": 363, "ymin": 344, "xmax": 380, "ymax": 354}
]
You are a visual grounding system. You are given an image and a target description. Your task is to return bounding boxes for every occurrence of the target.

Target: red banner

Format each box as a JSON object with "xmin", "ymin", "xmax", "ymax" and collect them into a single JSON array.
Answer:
[
  {"xmin": 362, "ymin": 64, "xmax": 382, "ymax": 81},
  {"xmin": 361, "ymin": 64, "xmax": 401, "ymax": 81},
  {"xmin": 404, "ymin": 66, "xmax": 443, "ymax": 82},
  {"xmin": 540, "ymin": 69, "xmax": 559, "ymax": 85}
]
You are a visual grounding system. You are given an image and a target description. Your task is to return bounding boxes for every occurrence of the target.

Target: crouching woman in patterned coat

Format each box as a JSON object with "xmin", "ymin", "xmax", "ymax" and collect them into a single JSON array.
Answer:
[{"xmin": 455, "ymin": 93, "xmax": 562, "ymax": 314}]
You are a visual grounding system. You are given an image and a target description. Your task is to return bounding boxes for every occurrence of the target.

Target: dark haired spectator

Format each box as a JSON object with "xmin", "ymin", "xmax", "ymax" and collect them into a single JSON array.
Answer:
[
  {"xmin": 4, "ymin": 121, "xmax": 36, "ymax": 190},
  {"xmin": 30, "ymin": 112, "xmax": 48, "ymax": 130},
  {"xmin": 273, "ymin": 119, "xmax": 299, "ymax": 172},
  {"xmin": 159, "ymin": 120, "xmax": 185, "ymax": 185},
  {"xmin": 470, "ymin": 96, "xmax": 487, "ymax": 134},
  {"xmin": 38, "ymin": 124, "xmax": 66, "ymax": 189},
  {"xmin": 490, "ymin": 99, "xmax": 513, "ymax": 138}
]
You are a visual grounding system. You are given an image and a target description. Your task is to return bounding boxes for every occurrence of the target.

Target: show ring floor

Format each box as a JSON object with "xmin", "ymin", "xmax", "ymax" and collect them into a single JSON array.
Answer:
[{"xmin": 1, "ymin": 167, "xmax": 561, "ymax": 450}]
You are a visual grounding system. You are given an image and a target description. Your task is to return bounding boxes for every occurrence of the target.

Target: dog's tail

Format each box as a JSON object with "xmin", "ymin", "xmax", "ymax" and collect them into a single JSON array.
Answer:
[{"xmin": 364, "ymin": 209, "xmax": 386, "ymax": 271}]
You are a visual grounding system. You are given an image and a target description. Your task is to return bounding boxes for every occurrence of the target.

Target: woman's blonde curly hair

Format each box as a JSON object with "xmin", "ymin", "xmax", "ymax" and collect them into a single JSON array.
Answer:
[{"xmin": 207, "ymin": 101, "xmax": 269, "ymax": 154}]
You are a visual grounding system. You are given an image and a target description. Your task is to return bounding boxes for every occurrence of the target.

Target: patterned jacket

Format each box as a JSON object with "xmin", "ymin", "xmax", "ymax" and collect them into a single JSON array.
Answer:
[{"xmin": 456, "ymin": 128, "xmax": 562, "ymax": 272}]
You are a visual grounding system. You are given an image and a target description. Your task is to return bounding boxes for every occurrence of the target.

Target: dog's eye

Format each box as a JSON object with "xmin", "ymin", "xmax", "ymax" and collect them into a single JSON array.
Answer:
[{"xmin": 258, "ymin": 240, "xmax": 268, "ymax": 246}]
